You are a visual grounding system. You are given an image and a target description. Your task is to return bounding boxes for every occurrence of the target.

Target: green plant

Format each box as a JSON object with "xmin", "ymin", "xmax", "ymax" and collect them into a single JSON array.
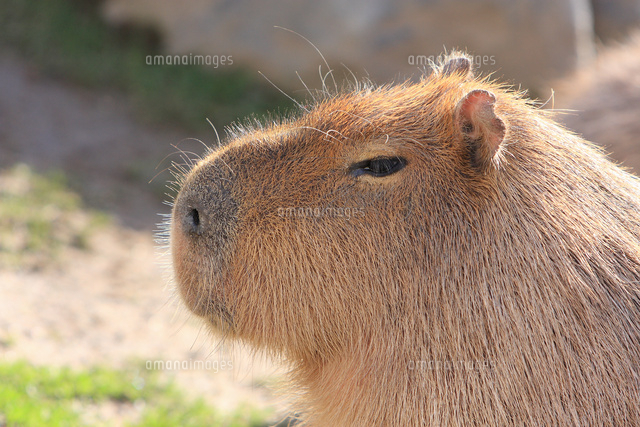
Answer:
[
  {"xmin": 0, "ymin": 359, "xmax": 272, "ymax": 427},
  {"xmin": 0, "ymin": 164, "xmax": 109, "ymax": 269},
  {"xmin": 0, "ymin": 0, "xmax": 294, "ymax": 131}
]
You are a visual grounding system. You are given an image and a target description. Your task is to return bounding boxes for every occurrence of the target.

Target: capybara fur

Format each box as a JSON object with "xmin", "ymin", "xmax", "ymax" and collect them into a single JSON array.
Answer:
[
  {"xmin": 554, "ymin": 30, "xmax": 640, "ymax": 174},
  {"xmin": 171, "ymin": 52, "xmax": 640, "ymax": 426}
]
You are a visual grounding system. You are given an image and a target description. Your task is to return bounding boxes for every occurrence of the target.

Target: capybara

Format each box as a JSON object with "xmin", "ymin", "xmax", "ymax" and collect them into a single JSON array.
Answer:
[
  {"xmin": 554, "ymin": 31, "xmax": 640, "ymax": 174},
  {"xmin": 170, "ymin": 52, "xmax": 640, "ymax": 425}
]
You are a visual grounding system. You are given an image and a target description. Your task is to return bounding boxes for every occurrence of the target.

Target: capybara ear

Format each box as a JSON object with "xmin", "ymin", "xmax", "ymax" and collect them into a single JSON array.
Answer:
[
  {"xmin": 440, "ymin": 55, "xmax": 473, "ymax": 80},
  {"xmin": 454, "ymin": 89, "xmax": 505, "ymax": 172}
]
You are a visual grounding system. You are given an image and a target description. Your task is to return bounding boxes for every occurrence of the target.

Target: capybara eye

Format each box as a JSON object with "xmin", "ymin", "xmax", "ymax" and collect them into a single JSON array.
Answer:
[{"xmin": 351, "ymin": 157, "xmax": 407, "ymax": 178}]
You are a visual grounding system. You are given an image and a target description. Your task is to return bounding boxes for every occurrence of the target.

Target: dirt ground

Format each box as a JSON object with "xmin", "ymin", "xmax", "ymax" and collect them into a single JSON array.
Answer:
[{"xmin": 0, "ymin": 51, "xmax": 288, "ymax": 424}]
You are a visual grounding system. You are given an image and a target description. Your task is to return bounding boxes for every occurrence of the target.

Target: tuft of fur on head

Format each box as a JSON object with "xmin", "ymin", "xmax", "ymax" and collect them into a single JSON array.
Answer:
[{"xmin": 169, "ymin": 50, "xmax": 640, "ymax": 426}]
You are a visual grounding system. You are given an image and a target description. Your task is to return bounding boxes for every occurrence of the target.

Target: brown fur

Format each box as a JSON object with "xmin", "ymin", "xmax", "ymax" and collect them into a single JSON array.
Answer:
[
  {"xmin": 554, "ymin": 31, "xmax": 640, "ymax": 174},
  {"xmin": 171, "ymin": 52, "xmax": 640, "ymax": 425}
]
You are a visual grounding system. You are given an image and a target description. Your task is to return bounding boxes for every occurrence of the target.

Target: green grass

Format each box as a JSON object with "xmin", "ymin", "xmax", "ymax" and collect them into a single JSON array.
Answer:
[
  {"xmin": 0, "ymin": 164, "xmax": 110, "ymax": 270},
  {"xmin": 0, "ymin": 359, "xmax": 271, "ymax": 427},
  {"xmin": 0, "ymin": 0, "xmax": 294, "ymax": 130}
]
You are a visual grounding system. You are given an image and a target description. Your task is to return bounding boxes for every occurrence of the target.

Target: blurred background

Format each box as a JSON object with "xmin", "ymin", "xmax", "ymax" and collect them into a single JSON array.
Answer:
[{"xmin": 0, "ymin": 0, "xmax": 638, "ymax": 425}]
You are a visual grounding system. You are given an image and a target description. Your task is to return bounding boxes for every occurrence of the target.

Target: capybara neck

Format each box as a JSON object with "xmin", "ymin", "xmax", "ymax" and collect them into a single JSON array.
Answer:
[{"xmin": 171, "ymin": 52, "xmax": 640, "ymax": 426}]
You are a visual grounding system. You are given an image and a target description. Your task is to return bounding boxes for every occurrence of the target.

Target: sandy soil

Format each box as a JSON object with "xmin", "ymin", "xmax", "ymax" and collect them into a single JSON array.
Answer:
[{"xmin": 0, "ymin": 50, "xmax": 288, "ymax": 424}]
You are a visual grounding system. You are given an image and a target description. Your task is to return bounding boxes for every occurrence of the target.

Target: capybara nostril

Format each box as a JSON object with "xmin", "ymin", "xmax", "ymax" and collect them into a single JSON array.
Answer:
[
  {"xmin": 174, "ymin": 195, "xmax": 209, "ymax": 239},
  {"xmin": 183, "ymin": 207, "xmax": 201, "ymax": 235},
  {"xmin": 188, "ymin": 207, "xmax": 200, "ymax": 229}
]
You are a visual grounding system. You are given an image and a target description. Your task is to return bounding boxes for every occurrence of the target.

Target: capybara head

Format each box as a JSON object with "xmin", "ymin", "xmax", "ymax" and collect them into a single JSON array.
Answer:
[{"xmin": 171, "ymin": 53, "xmax": 640, "ymax": 425}]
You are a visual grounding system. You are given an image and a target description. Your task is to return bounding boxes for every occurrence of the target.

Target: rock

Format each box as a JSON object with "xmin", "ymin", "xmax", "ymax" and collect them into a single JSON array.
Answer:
[
  {"xmin": 101, "ymin": 0, "xmax": 595, "ymax": 93},
  {"xmin": 553, "ymin": 31, "xmax": 640, "ymax": 174},
  {"xmin": 590, "ymin": 0, "xmax": 640, "ymax": 42}
]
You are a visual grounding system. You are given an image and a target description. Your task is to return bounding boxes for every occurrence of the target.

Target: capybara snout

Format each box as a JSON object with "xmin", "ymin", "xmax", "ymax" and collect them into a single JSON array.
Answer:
[
  {"xmin": 171, "ymin": 154, "xmax": 239, "ymax": 317},
  {"xmin": 173, "ymin": 156, "xmax": 238, "ymax": 241}
]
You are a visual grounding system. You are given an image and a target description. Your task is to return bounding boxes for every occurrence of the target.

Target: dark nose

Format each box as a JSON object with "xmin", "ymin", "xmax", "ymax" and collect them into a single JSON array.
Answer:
[{"xmin": 173, "ymin": 157, "xmax": 238, "ymax": 248}]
